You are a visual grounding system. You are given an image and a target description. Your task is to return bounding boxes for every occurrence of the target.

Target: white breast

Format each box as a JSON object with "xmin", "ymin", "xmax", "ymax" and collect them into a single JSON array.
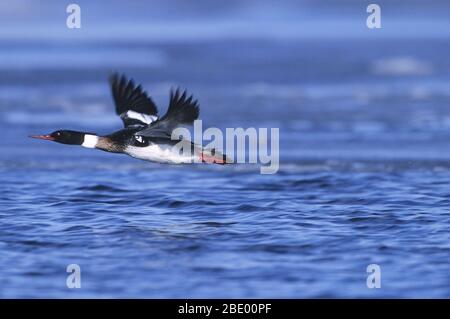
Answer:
[{"xmin": 125, "ymin": 143, "xmax": 195, "ymax": 164}]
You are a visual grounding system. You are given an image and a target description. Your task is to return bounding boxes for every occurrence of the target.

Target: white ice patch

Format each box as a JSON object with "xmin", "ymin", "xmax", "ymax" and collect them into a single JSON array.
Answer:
[
  {"xmin": 371, "ymin": 57, "xmax": 433, "ymax": 76},
  {"xmin": 82, "ymin": 134, "xmax": 99, "ymax": 148},
  {"xmin": 124, "ymin": 111, "xmax": 158, "ymax": 125}
]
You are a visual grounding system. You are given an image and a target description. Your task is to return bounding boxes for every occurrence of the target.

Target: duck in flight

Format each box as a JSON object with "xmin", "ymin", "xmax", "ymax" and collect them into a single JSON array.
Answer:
[{"xmin": 30, "ymin": 74, "xmax": 230, "ymax": 164}]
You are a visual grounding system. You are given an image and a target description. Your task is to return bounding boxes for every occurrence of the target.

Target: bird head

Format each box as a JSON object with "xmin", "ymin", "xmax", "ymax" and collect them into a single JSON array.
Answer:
[{"xmin": 29, "ymin": 130, "xmax": 86, "ymax": 145}]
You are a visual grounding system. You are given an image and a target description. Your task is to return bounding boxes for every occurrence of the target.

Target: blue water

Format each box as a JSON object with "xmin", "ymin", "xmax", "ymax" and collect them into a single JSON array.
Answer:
[{"xmin": 1, "ymin": 1, "xmax": 450, "ymax": 298}]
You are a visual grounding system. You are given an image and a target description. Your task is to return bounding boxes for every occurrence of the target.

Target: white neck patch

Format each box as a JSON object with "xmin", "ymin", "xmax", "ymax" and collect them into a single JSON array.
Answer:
[{"xmin": 82, "ymin": 134, "xmax": 99, "ymax": 148}]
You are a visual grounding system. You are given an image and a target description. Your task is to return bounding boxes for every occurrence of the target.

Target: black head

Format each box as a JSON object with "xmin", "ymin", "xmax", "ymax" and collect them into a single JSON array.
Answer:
[{"xmin": 29, "ymin": 130, "xmax": 86, "ymax": 145}]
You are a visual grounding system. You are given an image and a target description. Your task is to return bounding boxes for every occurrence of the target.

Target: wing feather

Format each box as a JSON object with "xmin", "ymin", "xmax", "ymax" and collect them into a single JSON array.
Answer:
[
  {"xmin": 136, "ymin": 88, "xmax": 199, "ymax": 138},
  {"xmin": 109, "ymin": 73, "xmax": 159, "ymax": 127}
]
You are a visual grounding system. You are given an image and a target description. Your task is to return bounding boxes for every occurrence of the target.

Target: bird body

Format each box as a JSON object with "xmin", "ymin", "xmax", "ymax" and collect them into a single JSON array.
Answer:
[{"xmin": 30, "ymin": 74, "xmax": 230, "ymax": 165}]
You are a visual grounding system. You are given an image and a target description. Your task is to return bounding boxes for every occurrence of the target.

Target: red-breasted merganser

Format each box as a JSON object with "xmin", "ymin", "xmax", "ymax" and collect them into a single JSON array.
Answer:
[{"xmin": 30, "ymin": 74, "xmax": 230, "ymax": 164}]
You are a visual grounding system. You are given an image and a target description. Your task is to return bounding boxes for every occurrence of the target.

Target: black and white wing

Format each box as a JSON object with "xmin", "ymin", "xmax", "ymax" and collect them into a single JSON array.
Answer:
[
  {"xmin": 135, "ymin": 88, "xmax": 199, "ymax": 138},
  {"xmin": 109, "ymin": 73, "xmax": 159, "ymax": 127}
]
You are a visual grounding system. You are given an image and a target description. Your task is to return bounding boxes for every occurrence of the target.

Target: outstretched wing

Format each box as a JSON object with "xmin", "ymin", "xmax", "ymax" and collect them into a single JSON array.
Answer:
[
  {"xmin": 109, "ymin": 73, "xmax": 159, "ymax": 127},
  {"xmin": 136, "ymin": 88, "xmax": 199, "ymax": 138}
]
